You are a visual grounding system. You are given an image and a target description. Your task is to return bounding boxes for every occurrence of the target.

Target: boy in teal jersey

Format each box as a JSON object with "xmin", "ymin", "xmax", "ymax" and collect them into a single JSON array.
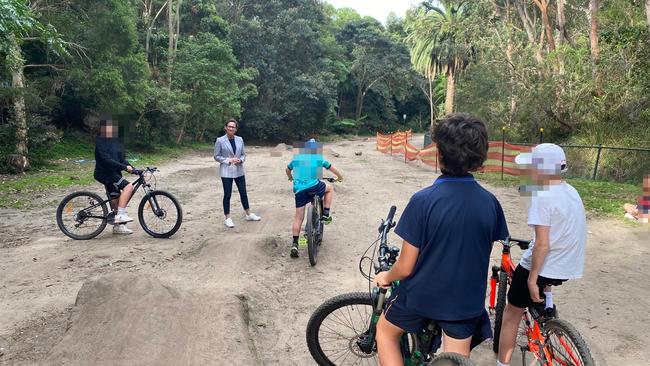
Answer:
[{"xmin": 286, "ymin": 139, "xmax": 343, "ymax": 258}]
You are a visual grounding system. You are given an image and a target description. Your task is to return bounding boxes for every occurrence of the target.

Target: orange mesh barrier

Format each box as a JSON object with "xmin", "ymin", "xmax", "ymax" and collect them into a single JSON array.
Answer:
[{"xmin": 375, "ymin": 132, "xmax": 531, "ymax": 177}]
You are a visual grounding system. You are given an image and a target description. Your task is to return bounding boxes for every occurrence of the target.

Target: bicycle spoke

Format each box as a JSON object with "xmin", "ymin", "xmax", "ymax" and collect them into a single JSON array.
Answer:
[{"xmin": 317, "ymin": 302, "xmax": 376, "ymax": 366}]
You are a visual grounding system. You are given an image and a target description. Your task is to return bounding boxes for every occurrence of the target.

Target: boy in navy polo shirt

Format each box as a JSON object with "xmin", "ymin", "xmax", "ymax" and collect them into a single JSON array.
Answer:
[
  {"xmin": 286, "ymin": 139, "xmax": 343, "ymax": 258},
  {"xmin": 374, "ymin": 114, "xmax": 509, "ymax": 363}
]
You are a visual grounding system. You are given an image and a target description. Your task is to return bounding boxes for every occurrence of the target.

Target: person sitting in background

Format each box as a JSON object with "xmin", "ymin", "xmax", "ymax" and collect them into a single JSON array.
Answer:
[{"xmin": 623, "ymin": 174, "xmax": 649, "ymax": 223}]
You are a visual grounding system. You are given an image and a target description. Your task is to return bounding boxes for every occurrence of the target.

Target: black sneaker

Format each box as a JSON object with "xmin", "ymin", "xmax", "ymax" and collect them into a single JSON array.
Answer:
[
  {"xmin": 545, "ymin": 305, "xmax": 558, "ymax": 319},
  {"xmin": 290, "ymin": 243, "xmax": 299, "ymax": 258}
]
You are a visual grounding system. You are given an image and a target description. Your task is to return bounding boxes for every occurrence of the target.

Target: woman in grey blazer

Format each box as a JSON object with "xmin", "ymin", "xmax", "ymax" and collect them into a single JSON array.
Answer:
[{"xmin": 214, "ymin": 119, "xmax": 261, "ymax": 228}]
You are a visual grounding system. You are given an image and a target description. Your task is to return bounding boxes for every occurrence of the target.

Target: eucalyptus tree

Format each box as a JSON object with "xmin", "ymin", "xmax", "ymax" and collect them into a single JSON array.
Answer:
[{"xmin": 0, "ymin": 0, "xmax": 67, "ymax": 172}]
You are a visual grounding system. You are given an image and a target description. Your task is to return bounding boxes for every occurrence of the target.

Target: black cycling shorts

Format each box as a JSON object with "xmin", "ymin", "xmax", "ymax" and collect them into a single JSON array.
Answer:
[
  {"xmin": 100, "ymin": 174, "xmax": 130, "ymax": 197},
  {"xmin": 507, "ymin": 265, "xmax": 567, "ymax": 309}
]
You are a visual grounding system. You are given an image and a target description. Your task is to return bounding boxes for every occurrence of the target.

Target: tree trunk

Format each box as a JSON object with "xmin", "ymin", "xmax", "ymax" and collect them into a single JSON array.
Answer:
[
  {"xmin": 167, "ymin": 0, "xmax": 174, "ymax": 88},
  {"xmin": 534, "ymin": 0, "xmax": 555, "ymax": 52},
  {"xmin": 355, "ymin": 83, "xmax": 364, "ymax": 121},
  {"xmin": 589, "ymin": 0, "xmax": 602, "ymax": 94},
  {"xmin": 428, "ymin": 74, "xmax": 435, "ymax": 130},
  {"xmin": 646, "ymin": 0, "xmax": 650, "ymax": 33},
  {"xmin": 505, "ymin": 1, "xmax": 517, "ymax": 124},
  {"xmin": 175, "ymin": 0, "xmax": 182, "ymax": 52},
  {"xmin": 9, "ymin": 36, "xmax": 30, "ymax": 172},
  {"xmin": 515, "ymin": 0, "xmax": 543, "ymax": 63},
  {"xmin": 444, "ymin": 71, "xmax": 455, "ymax": 115},
  {"xmin": 176, "ymin": 113, "xmax": 187, "ymax": 145},
  {"xmin": 556, "ymin": 0, "xmax": 567, "ymax": 46}
]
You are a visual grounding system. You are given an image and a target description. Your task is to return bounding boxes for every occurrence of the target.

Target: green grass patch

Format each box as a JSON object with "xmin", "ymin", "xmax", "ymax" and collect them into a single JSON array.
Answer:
[
  {"xmin": 475, "ymin": 171, "xmax": 640, "ymax": 218},
  {"xmin": 0, "ymin": 141, "xmax": 212, "ymax": 209}
]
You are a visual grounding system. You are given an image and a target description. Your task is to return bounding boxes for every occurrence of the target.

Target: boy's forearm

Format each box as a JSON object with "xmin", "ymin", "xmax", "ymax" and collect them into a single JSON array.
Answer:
[
  {"xmin": 329, "ymin": 166, "xmax": 343, "ymax": 179},
  {"xmin": 528, "ymin": 238, "xmax": 549, "ymax": 283}
]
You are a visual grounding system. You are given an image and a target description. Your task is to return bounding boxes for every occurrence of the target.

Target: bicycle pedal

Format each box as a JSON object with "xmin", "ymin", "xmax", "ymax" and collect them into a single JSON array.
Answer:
[{"xmin": 298, "ymin": 237, "xmax": 307, "ymax": 248}]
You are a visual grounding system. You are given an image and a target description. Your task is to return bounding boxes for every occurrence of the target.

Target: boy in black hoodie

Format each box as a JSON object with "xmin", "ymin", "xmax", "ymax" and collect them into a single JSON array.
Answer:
[{"xmin": 94, "ymin": 118, "xmax": 135, "ymax": 234}]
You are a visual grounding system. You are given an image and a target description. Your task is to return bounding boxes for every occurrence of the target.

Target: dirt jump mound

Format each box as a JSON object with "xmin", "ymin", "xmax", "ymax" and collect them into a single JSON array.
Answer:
[{"xmin": 46, "ymin": 274, "xmax": 256, "ymax": 365}]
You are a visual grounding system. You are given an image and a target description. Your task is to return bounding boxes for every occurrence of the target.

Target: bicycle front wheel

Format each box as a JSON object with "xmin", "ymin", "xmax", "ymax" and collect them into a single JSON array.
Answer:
[
  {"xmin": 306, "ymin": 292, "xmax": 377, "ymax": 366},
  {"xmin": 138, "ymin": 190, "xmax": 183, "ymax": 238},
  {"xmin": 541, "ymin": 319, "xmax": 595, "ymax": 366},
  {"xmin": 306, "ymin": 199, "xmax": 319, "ymax": 266},
  {"xmin": 432, "ymin": 352, "xmax": 476, "ymax": 366},
  {"xmin": 492, "ymin": 270, "xmax": 508, "ymax": 353},
  {"xmin": 56, "ymin": 191, "xmax": 108, "ymax": 240}
]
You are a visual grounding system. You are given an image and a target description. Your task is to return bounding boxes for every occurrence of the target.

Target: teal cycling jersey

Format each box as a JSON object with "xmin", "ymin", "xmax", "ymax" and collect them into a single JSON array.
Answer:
[{"xmin": 287, "ymin": 154, "xmax": 331, "ymax": 193}]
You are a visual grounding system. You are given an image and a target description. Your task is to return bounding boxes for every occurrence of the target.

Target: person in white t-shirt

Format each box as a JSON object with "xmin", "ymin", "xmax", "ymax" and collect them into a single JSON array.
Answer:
[{"xmin": 497, "ymin": 144, "xmax": 587, "ymax": 366}]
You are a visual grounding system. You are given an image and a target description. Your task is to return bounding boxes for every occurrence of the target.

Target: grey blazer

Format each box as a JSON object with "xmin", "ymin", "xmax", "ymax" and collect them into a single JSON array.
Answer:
[{"xmin": 214, "ymin": 135, "xmax": 246, "ymax": 178}]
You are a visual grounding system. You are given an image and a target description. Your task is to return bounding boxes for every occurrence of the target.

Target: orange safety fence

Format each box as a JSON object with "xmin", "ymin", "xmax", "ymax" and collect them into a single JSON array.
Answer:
[{"xmin": 376, "ymin": 132, "xmax": 532, "ymax": 176}]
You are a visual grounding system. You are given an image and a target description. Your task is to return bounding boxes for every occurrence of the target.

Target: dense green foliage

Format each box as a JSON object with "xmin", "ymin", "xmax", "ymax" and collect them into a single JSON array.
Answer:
[
  {"xmin": 1, "ymin": 0, "xmax": 648, "ymax": 178},
  {"xmin": 1, "ymin": 0, "xmax": 425, "ymax": 172}
]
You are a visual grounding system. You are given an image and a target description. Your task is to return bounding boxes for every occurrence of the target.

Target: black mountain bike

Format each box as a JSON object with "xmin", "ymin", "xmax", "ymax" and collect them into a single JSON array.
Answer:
[
  {"xmin": 56, "ymin": 167, "xmax": 182, "ymax": 239},
  {"xmin": 305, "ymin": 177, "xmax": 337, "ymax": 266},
  {"xmin": 305, "ymin": 206, "xmax": 476, "ymax": 366}
]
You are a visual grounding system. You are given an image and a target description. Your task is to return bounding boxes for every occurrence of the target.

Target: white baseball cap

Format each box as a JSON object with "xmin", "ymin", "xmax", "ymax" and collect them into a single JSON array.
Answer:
[{"xmin": 515, "ymin": 143, "xmax": 567, "ymax": 173}]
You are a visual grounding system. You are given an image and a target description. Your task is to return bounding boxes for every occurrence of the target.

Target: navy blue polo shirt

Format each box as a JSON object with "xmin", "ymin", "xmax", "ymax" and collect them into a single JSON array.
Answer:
[{"xmin": 393, "ymin": 174, "xmax": 509, "ymax": 321}]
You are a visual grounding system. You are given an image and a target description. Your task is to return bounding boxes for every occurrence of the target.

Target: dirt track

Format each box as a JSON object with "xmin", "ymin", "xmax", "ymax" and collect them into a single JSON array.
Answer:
[{"xmin": 0, "ymin": 137, "xmax": 649, "ymax": 365}]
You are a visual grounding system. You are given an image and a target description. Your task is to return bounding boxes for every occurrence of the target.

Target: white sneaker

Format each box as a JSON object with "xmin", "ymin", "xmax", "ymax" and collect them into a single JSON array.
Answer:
[
  {"xmin": 114, "ymin": 213, "xmax": 134, "ymax": 224},
  {"xmin": 224, "ymin": 217, "xmax": 235, "ymax": 228},
  {"xmin": 624, "ymin": 212, "xmax": 638, "ymax": 221},
  {"xmin": 245, "ymin": 213, "xmax": 261, "ymax": 221},
  {"xmin": 113, "ymin": 224, "xmax": 133, "ymax": 235}
]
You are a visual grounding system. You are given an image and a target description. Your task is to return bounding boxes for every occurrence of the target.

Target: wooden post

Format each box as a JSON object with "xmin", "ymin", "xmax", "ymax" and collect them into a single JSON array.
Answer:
[{"xmin": 501, "ymin": 127, "xmax": 506, "ymax": 180}]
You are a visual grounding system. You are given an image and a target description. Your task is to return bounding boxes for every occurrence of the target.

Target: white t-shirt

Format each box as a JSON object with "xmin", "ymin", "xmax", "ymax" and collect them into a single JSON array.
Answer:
[{"xmin": 519, "ymin": 182, "xmax": 587, "ymax": 279}]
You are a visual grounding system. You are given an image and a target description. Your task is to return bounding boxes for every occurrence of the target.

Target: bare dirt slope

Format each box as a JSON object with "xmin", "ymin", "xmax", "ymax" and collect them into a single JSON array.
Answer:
[{"xmin": 0, "ymin": 137, "xmax": 648, "ymax": 365}]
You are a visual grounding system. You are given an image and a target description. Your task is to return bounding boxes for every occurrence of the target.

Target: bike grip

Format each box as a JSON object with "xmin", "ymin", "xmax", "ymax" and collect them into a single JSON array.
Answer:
[{"xmin": 386, "ymin": 205, "xmax": 397, "ymax": 224}]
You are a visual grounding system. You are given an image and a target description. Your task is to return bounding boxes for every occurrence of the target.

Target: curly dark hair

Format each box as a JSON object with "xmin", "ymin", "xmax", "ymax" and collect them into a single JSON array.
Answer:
[{"xmin": 433, "ymin": 114, "xmax": 488, "ymax": 176}]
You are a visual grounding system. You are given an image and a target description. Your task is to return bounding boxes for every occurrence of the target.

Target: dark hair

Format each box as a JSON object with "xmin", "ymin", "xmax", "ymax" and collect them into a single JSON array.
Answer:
[
  {"xmin": 225, "ymin": 119, "xmax": 238, "ymax": 128},
  {"xmin": 433, "ymin": 114, "xmax": 488, "ymax": 176}
]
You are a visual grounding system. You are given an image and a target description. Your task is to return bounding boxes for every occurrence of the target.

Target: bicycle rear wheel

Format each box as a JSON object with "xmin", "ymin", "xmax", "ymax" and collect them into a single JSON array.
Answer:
[
  {"xmin": 541, "ymin": 319, "xmax": 595, "ymax": 366},
  {"xmin": 306, "ymin": 292, "xmax": 377, "ymax": 365},
  {"xmin": 306, "ymin": 197, "xmax": 320, "ymax": 266},
  {"xmin": 138, "ymin": 190, "xmax": 183, "ymax": 238},
  {"xmin": 56, "ymin": 191, "xmax": 108, "ymax": 240},
  {"xmin": 492, "ymin": 270, "xmax": 508, "ymax": 353}
]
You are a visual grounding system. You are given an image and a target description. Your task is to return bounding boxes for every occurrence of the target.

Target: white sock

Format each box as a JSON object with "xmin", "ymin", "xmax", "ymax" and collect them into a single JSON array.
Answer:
[
  {"xmin": 497, "ymin": 361, "xmax": 509, "ymax": 366},
  {"xmin": 117, "ymin": 207, "xmax": 126, "ymax": 215},
  {"xmin": 544, "ymin": 291, "xmax": 553, "ymax": 308}
]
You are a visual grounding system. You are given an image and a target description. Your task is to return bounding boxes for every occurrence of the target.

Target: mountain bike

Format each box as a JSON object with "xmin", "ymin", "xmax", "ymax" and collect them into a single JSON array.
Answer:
[
  {"xmin": 56, "ymin": 167, "xmax": 183, "ymax": 240},
  {"xmin": 305, "ymin": 206, "xmax": 476, "ymax": 366},
  {"xmin": 304, "ymin": 177, "xmax": 338, "ymax": 266},
  {"xmin": 488, "ymin": 237, "xmax": 595, "ymax": 366}
]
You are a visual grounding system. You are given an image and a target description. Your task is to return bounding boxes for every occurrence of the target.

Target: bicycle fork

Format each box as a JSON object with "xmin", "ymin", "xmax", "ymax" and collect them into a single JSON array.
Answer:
[{"xmin": 358, "ymin": 288, "xmax": 386, "ymax": 354}]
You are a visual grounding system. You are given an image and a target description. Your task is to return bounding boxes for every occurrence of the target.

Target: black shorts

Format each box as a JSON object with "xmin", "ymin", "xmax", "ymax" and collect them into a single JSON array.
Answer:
[
  {"xmin": 383, "ymin": 292, "xmax": 490, "ymax": 341},
  {"xmin": 295, "ymin": 181, "xmax": 326, "ymax": 208},
  {"xmin": 100, "ymin": 174, "xmax": 130, "ymax": 197},
  {"xmin": 507, "ymin": 265, "xmax": 567, "ymax": 309}
]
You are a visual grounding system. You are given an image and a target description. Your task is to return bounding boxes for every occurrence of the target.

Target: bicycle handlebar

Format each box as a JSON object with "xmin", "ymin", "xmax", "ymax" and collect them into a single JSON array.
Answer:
[
  {"xmin": 377, "ymin": 205, "xmax": 398, "ymax": 273},
  {"xmin": 131, "ymin": 167, "xmax": 158, "ymax": 176}
]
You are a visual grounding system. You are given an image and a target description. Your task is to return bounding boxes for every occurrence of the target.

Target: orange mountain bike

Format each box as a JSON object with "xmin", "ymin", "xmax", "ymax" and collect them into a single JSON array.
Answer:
[{"xmin": 488, "ymin": 237, "xmax": 595, "ymax": 366}]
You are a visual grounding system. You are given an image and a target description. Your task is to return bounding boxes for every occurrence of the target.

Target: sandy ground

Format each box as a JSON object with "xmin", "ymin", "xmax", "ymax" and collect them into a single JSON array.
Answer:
[{"xmin": 0, "ymin": 136, "xmax": 648, "ymax": 365}]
